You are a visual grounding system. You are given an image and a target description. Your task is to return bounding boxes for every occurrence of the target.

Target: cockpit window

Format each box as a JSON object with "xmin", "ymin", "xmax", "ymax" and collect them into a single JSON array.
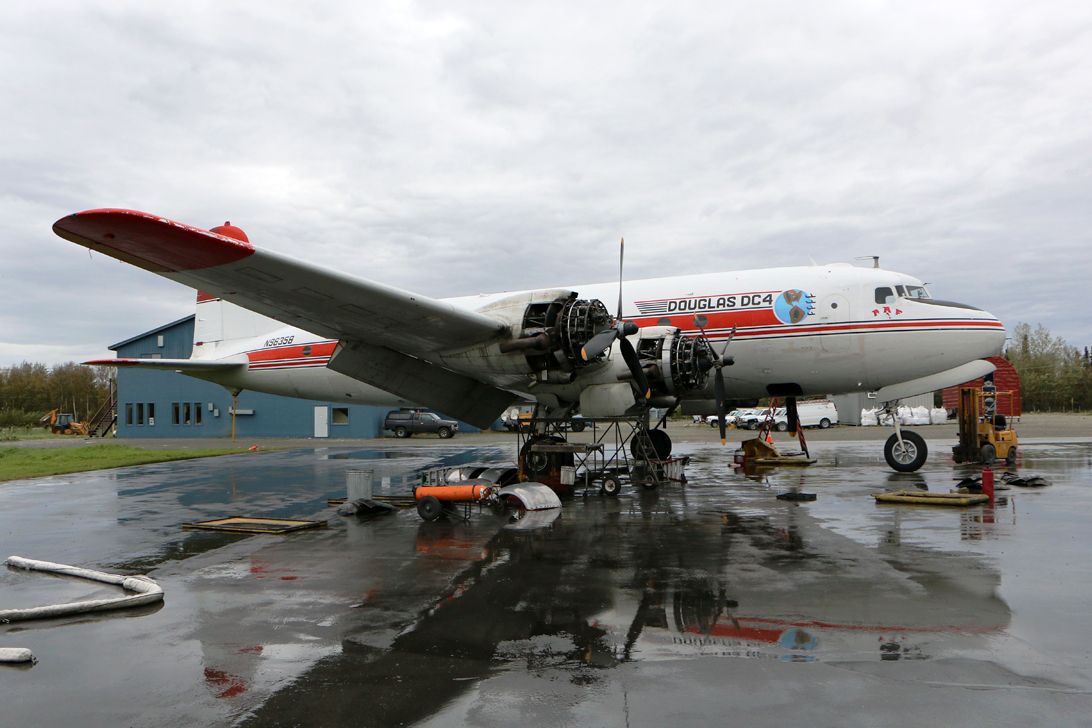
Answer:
[
  {"xmin": 874, "ymin": 287, "xmax": 894, "ymax": 304},
  {"xmin": 904, "ymin": 285, "xmax": 930, "ymax": 299}
]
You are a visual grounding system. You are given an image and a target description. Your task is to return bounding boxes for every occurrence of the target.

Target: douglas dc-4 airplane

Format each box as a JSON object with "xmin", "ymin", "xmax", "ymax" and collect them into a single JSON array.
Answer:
[{"xmin": 53, "ymin": 209, "xmax": 1005, "ymax": 472}]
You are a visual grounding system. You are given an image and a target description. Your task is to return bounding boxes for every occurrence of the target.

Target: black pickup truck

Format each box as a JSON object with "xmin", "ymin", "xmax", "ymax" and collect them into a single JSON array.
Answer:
[{"xmin": 383, "ymin": 410, "xmax": 459, "ymax": 438}]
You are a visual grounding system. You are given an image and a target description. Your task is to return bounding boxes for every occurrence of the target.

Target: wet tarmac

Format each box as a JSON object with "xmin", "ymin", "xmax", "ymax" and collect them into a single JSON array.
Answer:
[{"xmin": 3, "ymin": 437, "xmax": 1092, "ymax": 726}]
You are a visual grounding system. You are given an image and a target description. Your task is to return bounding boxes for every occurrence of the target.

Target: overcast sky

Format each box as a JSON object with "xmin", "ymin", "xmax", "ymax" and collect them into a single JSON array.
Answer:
[{"xmin": 3, "ymin": 1, "xmax": 1090, "ymax": 366}]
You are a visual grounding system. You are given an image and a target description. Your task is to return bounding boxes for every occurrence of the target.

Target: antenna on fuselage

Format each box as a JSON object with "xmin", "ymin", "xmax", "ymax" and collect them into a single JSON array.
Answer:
[{"xmin": 855, "ymin": 255, "xmax": 880, "ymax": 269}]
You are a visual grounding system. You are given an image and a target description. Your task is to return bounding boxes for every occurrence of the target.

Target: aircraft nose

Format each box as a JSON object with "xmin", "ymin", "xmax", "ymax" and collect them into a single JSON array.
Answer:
[
  {"xmin": 918, "ymin": 298, "xmax": 1006, "ymax": 358},
  {"xmin": 974, "ymin": 309, "xmax": 1006, "ymax": 357}
]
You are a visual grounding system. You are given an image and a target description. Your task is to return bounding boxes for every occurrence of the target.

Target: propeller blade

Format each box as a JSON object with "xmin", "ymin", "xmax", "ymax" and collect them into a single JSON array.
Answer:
[
  {"xmin": 714, "ymin": 367, "xmax": 727, "ymax": 445},
  {"xmin": 618, "ymin": 336, "xmax": 651, "ymax": 400},
  {"xmin": 581, "ymin": 329, "xmax": 618, "ymax": 361},
  {"xmin": 617, "ymin": 237, "xmax": 625, "ymax": 319}
]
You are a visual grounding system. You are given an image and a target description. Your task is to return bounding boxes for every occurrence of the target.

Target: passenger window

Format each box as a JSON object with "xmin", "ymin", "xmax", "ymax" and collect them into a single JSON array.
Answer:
[{"xmin": 874, "ymin": 287, "xmax": 894, "ymax": 304}]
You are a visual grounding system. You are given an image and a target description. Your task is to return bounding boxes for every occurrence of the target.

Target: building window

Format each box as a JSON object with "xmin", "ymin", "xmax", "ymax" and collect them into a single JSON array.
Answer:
[
  {"xmin": 332, "ymin": 407, "xmax": 349, "ymax": 425},
  {"xmin": 136, "ymin": 403, "xmax": 144, "ymax": 426},
  {"xmin": 170, "ymin": 402, "xmax": 203, "ymax": 425},
  {"xmin": 148, "ymin": 403, "xmax": 156, "ymax": 427},
  {"xmin": 125, "ymin": 403, "xmax": 133, "ymax": 426}
]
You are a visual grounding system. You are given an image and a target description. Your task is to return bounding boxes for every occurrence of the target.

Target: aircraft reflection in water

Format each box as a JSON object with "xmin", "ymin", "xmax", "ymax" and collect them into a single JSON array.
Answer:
[{"xmin": 242, "ymin": 495, "xmax": 1011, "ymax": 727}]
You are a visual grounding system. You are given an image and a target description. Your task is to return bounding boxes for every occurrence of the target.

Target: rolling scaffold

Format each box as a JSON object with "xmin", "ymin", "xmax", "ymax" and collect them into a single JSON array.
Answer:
[{"xmin": 515, "ymin": 412, "xmax": 690, "ymax": 497}]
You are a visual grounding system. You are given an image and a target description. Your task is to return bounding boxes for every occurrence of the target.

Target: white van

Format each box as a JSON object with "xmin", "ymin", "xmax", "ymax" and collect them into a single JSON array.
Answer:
[
  {"xmin": 794, "ymin": 400, "xmax": 838, "ymax": 429},
  {"xmin": 719, "ymin": 402, "xmax": 838, "ymax": 430}
]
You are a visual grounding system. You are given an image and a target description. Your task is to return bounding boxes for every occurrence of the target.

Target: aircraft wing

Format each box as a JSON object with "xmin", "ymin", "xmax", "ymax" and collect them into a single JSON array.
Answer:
[{"xmin": 53, "ymin": 209, "xmax": 508, "ymax": 355}]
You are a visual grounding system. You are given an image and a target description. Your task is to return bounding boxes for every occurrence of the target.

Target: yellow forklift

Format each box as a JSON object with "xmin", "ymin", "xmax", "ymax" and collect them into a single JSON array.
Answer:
[{"xmin": 951, "ymin": 381, "xmax": 1017, "ymax": 465}]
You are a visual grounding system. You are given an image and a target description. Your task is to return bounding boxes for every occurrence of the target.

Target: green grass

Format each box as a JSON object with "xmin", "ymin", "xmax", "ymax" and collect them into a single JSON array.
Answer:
[
  {"xmin": 0, "ymin": 427, "xmax": 55, "ymax": 442},
  {"xmin": 0, "ymin": 444, "xmax": 252, "ymax": 483}
]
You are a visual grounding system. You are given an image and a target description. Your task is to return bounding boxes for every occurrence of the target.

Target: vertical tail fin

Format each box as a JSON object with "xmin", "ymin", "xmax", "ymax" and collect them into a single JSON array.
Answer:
[{"xmin": 193, "ymin": 291, "xmax": 283, "ymax": 357}]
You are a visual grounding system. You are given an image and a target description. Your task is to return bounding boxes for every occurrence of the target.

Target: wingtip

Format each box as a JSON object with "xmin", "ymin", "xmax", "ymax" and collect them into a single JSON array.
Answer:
[{"xmin": 52, "ymin": 208, "xmax": 255, "ymax": 272}]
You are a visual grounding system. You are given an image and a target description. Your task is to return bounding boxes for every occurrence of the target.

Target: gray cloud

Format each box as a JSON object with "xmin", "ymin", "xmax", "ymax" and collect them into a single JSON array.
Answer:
[{"xmin": 3, "ymin": 0, "xmax": 1091, "ymax": 366}]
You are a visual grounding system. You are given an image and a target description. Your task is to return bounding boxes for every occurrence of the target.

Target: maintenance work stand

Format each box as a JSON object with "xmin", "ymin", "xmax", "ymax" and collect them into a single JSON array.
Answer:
[{"xmin": 514, "ymin": 414, "xmax": 689, "ymax": 497}]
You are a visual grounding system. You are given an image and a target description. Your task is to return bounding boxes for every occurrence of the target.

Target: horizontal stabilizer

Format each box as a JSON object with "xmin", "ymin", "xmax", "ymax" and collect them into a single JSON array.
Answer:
[{"xmin": 84, "ymin": 357, "xmax": 246, "ymax": 371}]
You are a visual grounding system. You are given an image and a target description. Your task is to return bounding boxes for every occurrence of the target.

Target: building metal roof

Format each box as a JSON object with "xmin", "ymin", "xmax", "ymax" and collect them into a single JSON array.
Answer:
[{"xmin": 108, "ymin": 315, "xmax": 196, "ymax": 351}]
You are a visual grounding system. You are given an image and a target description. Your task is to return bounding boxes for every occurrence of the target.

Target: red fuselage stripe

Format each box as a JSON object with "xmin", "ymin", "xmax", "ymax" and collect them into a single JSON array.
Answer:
[{"xmin": 246, "ymin": 341, "xmax": 338, "ymax": 363}]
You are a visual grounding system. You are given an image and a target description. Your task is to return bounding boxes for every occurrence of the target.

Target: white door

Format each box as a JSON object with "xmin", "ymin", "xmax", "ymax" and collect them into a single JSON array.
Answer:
[{"xmin": 313, "ymin": 406, "xmax": 329, "ymax": 438}]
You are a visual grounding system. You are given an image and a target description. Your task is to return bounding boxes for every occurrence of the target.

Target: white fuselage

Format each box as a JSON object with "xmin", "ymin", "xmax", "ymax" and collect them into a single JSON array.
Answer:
[{"xmin": 192, "ymin": 263, "xmax": 1005, "ymax": 409}]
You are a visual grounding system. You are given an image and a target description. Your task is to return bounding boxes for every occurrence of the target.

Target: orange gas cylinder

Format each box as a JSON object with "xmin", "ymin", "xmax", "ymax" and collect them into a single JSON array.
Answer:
[{"xmin": 415, "ymin": 485, "xmax": 492, "ymax": 502}]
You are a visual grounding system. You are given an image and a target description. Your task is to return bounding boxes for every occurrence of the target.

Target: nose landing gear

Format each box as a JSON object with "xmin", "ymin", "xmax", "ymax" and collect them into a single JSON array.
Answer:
[{"xmin": 882, "ymin": 401, "xmax": 929, "ymax": 472}]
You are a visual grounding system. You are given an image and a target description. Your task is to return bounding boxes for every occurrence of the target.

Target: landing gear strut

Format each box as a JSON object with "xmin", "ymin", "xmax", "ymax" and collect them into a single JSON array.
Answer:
[{"xmin": 882, "ymin": 401, "xmax": 928, "ymax": 472}]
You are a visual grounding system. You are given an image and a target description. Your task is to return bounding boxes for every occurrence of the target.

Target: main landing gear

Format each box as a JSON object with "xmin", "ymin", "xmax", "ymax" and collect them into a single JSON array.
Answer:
[{"xmin": 882, "ymin": 401, "xmax": 928, "ymax": 472}]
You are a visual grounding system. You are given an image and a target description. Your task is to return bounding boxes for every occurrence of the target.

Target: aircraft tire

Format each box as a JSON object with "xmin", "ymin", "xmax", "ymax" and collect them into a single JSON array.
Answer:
[
  {"xmin": 980, "ymin": 443, "xmax": 996, "ymax": 465},
  {"xmin": 601, "ymin": 477, "xmax": 621, "ymax": 497},
  {"xmin": 884, "ymin": 431, "xmax": 928, "ymax": 472},
  {"xmin": 417, "ymin": 495, "xmax": 443, "ymax": 521},
  {"xmin": 570, "ymin": 420, "xmax": 586, "ymax": 433},
  {"xmin": 631, "ymin": 429, "xmax": 672, "ymax": 460}
]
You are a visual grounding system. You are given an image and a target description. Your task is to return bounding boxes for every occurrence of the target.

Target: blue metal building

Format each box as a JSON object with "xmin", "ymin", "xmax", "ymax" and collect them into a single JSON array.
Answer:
[{"xmin": 111, "ymin": 316, "xmax": 390, "ymax": 438}]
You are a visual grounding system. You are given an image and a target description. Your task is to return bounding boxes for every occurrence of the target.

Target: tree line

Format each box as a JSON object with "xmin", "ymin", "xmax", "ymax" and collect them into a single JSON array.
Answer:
[
  {"xmin": 1005, "ymin": 323, "xmax": 1092, "ymax": 412},
  {"xmin": 0, "ymin": 321, "xmax": 1088, "ymax": 429},
  {"xmin": 0, "ymin": 362, "xmax": 113, "ymax": 428}
]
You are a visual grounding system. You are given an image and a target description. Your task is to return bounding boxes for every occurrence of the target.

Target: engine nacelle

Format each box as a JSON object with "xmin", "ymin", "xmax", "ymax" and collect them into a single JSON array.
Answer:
[
  {"xmin": 630, "ymin": 326, "xmax": 716, "ymax": 398},
  {"xmin": 533, "ymin": 326, "xmax": 718, "ymax": 414},
  {"xmin": 436, "ymin": 290, "xmax": 612, "ymax": 381}
]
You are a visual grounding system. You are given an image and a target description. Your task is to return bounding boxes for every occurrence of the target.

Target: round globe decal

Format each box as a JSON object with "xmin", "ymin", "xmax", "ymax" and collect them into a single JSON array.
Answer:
[{"xmin": 773, "ymin": 289, "xmax": 812, "ymax": 324}]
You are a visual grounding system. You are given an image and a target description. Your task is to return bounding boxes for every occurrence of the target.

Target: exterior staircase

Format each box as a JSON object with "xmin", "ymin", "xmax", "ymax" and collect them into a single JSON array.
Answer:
[{"xmin": 86, "ymin": 383, "xmax": 117, "ymax": 437}]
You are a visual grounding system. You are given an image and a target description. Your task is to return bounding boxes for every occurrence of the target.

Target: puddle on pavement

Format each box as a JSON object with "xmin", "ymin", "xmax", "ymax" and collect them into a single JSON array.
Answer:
[{"xmin": 5, "ymin": 439, "xmax": 1092, "ymax": 727}]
